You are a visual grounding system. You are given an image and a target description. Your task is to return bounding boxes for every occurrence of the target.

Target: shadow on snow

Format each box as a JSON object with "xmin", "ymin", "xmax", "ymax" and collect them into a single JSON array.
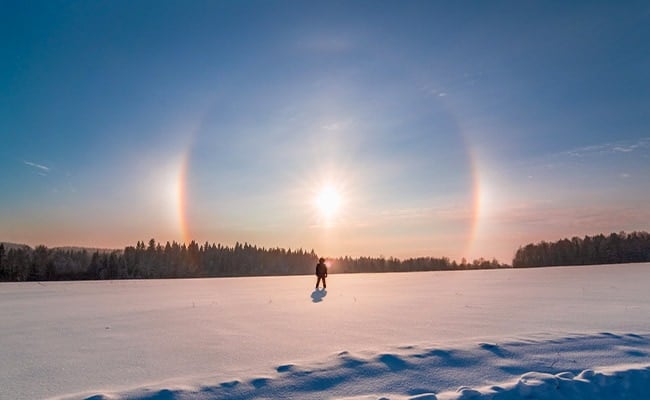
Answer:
[{"xmin": 311, "ymin": 289, "xmax": 327, "ymax": 303}]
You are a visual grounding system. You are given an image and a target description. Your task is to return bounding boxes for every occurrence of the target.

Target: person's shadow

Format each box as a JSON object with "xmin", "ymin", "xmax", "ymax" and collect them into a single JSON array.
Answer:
[{"xmin": 311, "ymin": 289, "xmax": 327, "ymax": 303}]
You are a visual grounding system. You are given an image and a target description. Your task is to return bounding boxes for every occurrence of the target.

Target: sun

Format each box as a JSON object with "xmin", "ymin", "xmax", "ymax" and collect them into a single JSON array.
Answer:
[{"xmin": 315, "ymin": 185, "xmax": 342, "ymax": 219}]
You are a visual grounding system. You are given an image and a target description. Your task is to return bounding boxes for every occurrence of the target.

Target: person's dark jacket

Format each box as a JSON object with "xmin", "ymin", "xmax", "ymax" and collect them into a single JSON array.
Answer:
[{"xmin": 316, "ymin": 262, "xmax": 328, "ymax": 278}]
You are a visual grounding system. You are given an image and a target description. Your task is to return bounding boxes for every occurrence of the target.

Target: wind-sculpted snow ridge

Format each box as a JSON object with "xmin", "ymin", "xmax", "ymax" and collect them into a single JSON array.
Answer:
[{"xmin": 78, "ymin": 333, "xmax": 650, "ymax": 400}]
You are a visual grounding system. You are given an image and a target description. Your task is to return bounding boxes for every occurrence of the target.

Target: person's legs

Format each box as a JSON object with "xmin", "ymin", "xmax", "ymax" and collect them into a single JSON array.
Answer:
[
  {"xmin": 316, "ymin": 276, "xmax": 322, "ymax": 288},
  {"xmin": 322, "ymin": 276, "xmax": 326, "ymax": 289}
]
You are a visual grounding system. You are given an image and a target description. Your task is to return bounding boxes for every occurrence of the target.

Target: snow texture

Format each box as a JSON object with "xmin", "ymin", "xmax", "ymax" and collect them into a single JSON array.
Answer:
[{"xmin": 2, "ymin": 263, "xmax": 650, "ymax": 400}]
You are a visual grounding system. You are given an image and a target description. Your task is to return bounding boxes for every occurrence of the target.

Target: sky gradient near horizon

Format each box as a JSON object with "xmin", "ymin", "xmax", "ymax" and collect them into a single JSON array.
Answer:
[{"xmin": 2, "ymin": 1, "xmax": 649, "ymax": 262}]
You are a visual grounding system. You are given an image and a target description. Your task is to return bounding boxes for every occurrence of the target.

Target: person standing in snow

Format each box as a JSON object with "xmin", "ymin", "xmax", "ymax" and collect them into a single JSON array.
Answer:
[{"xmin": 315, "ymin": 257, "xmax": 328, "ymax": 289}]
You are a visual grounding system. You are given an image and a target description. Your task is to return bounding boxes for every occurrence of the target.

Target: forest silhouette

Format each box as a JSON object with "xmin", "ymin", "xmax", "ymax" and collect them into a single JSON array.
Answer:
[{"xmin": 1, "ymin": 231, "xmax": 648, "ymax": 281}]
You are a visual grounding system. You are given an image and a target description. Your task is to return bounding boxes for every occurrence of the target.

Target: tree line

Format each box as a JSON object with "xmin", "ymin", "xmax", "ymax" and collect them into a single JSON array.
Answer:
[
  {"xmin": 332, "ymin": 255, "xmax": 507, "ymax": 273},
  {"xmin": 0, "ymin": 239, "xmax": 508, "ymax": 282},
  {"xmin": 513, "ymin": 231, "xmax": 650, "ymax": 268},
  {"xmin": 2, "ymin": 230, "xmax": 647, "ymax": 281}
]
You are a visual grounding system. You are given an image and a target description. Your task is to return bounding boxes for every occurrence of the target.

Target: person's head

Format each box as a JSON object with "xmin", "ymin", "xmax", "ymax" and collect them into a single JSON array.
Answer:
[{"xmin": 319, "ymin": 257, "xmax": 325, "ymax": 263}]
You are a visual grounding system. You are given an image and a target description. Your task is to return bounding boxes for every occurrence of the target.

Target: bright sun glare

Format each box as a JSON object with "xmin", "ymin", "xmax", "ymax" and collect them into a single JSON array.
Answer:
[{"xmin": 315, "ymin": 186, "xmax": 342, "ymax": 219}]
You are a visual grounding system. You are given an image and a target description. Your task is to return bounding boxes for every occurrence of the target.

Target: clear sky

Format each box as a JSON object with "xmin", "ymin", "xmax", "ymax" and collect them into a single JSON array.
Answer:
[{"xmin": 1, "ymin": 1, "xmax": 649, "ymax": 263}]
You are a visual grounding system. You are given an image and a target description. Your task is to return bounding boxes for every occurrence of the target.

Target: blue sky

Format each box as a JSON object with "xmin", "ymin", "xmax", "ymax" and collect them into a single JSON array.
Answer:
[{"xmin": 1, "ymin": 1, "xmax": 649, "ymax": 262}]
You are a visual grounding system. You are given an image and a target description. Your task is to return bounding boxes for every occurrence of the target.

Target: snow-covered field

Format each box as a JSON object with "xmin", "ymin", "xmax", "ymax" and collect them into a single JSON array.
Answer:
[{"xmin": 2, "ymin": 263, "xmax": 650, "ymax": 400}]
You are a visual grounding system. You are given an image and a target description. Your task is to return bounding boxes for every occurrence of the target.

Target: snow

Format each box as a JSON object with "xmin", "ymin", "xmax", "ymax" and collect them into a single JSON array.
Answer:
[{"xmin": 2, "ymin": 263, "xmax": 650, "ymax": 400}]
